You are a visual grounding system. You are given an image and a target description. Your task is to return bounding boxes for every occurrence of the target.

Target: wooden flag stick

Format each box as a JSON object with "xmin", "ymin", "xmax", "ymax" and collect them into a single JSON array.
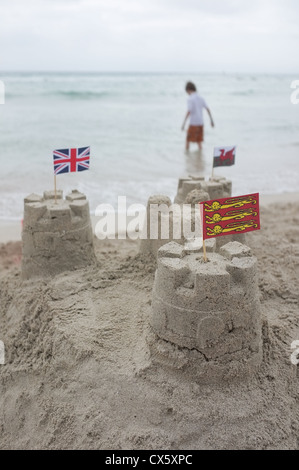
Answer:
[
  {"xmin": 54, "ymin": 173, "xmax": 57, "ymax": 204},
  {"xmin": 199, "ymin": 202, "xmax": 208, "ymax": 262},
  {"xmin": 211, "ymin": 162, "xmax": 214, "ymax": 179},
  {"xmin": 202, "ymin": 238, "xmax": 208, "ymax": 263}
]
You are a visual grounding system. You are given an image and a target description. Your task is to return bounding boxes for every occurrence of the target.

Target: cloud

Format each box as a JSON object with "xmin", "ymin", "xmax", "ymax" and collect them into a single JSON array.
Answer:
[{"xmin": 0, "ymin": 0, "xmax": 298, "ymax": 72}]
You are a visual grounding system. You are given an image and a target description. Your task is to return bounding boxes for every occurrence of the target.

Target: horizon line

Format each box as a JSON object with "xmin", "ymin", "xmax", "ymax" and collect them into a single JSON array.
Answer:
[{"xmin": 0, "ymin": 70, "xmax": 298, "ymax": 76}]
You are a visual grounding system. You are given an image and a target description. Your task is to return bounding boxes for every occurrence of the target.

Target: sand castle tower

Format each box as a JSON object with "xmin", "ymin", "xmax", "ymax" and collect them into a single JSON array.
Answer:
[
  {"xmin": 139, "ymin": 195, "xmax": 180, "ymax": 256},
  {"xmin": 174, "ymin": 175, "xmax": 232, "ymax": 204},
  {"xmin": 150, "ymin": 240, "xmax": 262, "ymax": 383},
  {"xmin": 22, "ymin": 190, "xmax": 96, "ymax": 279},
  {"xmin": 139, "ymin": 174, "xmax": 242, "ymax": 258}
]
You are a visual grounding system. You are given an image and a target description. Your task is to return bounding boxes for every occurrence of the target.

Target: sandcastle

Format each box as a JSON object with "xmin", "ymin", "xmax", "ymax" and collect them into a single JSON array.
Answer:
[
  {"xmin": 22, "ymin": 190, "xmax": 96, "ymax": 279},
  {"xmin": 174, "ymin": 175, "xmax": 232, "ymax": 204},
  {"xmin": 150, "ymin": 240, "xmax": 262, "ymax": 383},
  {"xmin": 139, "ymin": 174, "xmax": 243, "ymax": 257},
  {"xmin": 139, "ymin": 195, "xmax": 178, "ymax": 255}
]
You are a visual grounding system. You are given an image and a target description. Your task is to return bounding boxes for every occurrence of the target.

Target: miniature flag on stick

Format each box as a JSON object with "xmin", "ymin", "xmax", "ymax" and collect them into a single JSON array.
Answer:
[
  {"xmin": 199, "ymin": 192, "xmax": 260, "ymax": 261},
  {"xmin": 212, "ymin": 146, "xmax": 236, "ymax": 177},
  {"xmin": 53, "ymin": 146, "xmax": 90, "ymax": 203},
  {"xmin": 53, "ymin": 146, "xmax": 90, "ymax": 175}
]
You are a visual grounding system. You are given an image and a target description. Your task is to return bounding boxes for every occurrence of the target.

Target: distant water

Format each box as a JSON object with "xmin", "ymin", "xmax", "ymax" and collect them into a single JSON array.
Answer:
[{"xmin": 0, "ymin": 72, "xmax": 298, "ymax": 220}]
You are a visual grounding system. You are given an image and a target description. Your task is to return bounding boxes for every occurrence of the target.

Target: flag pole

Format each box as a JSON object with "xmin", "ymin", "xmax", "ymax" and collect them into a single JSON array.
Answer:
[
  {"xmin": 54, "ymin": 173, "xmax": 57, "ymax": 204},
  {"xmin": 199, "ymin": 202, "xmax": 208, "ymax": 263},
  {"xmin": 202, "ymin": 239, "xmax": 208, "ymax": 263}
]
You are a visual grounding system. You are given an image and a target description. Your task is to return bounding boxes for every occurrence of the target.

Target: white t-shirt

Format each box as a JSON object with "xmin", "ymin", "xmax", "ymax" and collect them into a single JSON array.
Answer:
[{"xmin": 187, "ymin": 92, "xmax": 207, "ymax": 126}]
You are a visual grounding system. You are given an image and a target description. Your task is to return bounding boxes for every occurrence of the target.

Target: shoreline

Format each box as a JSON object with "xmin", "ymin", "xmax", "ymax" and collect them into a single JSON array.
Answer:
[{"xmin": 1, "ymin": 191, "xmax": 298, "ymax": 244}]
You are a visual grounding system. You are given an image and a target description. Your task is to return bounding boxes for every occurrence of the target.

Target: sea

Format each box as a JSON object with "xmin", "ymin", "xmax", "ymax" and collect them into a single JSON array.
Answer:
[{"xmin": 0, "ymin": 72, "xmax": 298, "ymax": 221}]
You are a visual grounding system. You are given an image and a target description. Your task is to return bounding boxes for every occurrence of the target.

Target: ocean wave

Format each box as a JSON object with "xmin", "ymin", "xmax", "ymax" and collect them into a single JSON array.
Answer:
[
  {"xmin": 53, "ymin": 90, "xmax": 110, "ymax": 99},
  {"xmin": 230, "ymin": 89, "xmax": 255, "ymax": 96},
  {"xmin": 5, "ymin": 89, "xmax": 183, "ymax": 100},
  {"xmin": 4, "ymin": 90, "xmax": 111, "ymax": 100}
]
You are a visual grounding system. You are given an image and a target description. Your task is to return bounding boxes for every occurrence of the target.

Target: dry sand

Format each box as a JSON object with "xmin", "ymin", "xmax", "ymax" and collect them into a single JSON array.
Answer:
[{"xmin": 0, "ymin": 193, "xmax": 298, "ymax": 450}]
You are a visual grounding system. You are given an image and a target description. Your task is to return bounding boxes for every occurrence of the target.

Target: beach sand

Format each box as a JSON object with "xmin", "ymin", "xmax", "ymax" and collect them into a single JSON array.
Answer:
[{"xmin": 0, "ymin": 193, "xmax": 298, "ymax": 450}]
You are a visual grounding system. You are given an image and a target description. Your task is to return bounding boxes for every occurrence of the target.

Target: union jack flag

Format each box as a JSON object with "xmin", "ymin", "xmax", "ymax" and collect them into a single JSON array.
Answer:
[{"xmin": 53, "ymin": 147, "xmax": 90, "ymax": 175}]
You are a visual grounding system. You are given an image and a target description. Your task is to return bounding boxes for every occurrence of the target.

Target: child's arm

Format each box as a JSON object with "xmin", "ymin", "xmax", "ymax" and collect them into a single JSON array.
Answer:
[
  {"xmin": 181, "ymin": 111, "xmax": 190, "ymax": 130},
  {"xmin": 206, "ymin": 107, "xmax": 215, "ymax": 127}
]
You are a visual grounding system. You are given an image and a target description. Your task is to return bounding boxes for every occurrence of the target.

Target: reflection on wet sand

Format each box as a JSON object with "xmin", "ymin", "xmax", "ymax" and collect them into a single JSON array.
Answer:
[{"xmin": 184, "ymin": 149, "xmax": 205, "ymax": 174}]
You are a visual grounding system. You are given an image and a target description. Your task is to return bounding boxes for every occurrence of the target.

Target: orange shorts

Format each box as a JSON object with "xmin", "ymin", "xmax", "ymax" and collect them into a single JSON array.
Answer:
[{"xmin": 187, "ymin": 125, "xmax": 204, "ymax": 143}]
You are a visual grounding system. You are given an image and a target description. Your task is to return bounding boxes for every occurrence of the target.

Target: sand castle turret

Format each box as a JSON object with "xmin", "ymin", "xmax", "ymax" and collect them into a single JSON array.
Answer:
[
  {"xmin": 139, "ymin": 174, "xmax": 242, "ymax": 258},
  {"xmin": 22, "ymin": 190, "xmax": 96, "ymax": 279},
  {"xmin": 174, "ymin": 175, "xmax": 232, "ymax": 204},
  {"xmin": 139, "ymin": 195, "xmax": 179, "ymax": 256},
  {"xmin": 150, "ymin": 240, "xmax": 262, "ymax": 383}
]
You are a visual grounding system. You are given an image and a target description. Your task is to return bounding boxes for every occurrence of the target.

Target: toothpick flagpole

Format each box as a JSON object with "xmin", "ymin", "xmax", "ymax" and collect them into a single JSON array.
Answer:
[
  {"xmin": 199, "ymin": 202, "xmax": 208, "ymax": 263},
  {"xmin": 202, "ymin": 238, "xmax": 208, "ymax": 263},
  {"xmin": 54, "ymin": 173, "xmax": 57, "ymax": 204}
]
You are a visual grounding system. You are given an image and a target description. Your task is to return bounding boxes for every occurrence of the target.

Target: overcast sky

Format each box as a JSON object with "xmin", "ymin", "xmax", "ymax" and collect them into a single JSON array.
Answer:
[{"xmin": 1, "ymin": 0, "xmax": 298, "ymax": 73}]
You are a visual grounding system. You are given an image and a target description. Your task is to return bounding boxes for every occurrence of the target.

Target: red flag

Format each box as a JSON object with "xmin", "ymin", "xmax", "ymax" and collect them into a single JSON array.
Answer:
[
  {"xmin": 213, "ymin": 146, "xmax": 236, "ymax": 168},
  {"xmin": 199, "ymin": 193, "xmax": 260, "ymax": 240}
]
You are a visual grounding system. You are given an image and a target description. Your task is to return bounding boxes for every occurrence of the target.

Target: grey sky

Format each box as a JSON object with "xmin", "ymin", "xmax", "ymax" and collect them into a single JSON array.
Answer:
[{"xmin": 1, "ymin": 0, "xmax": 298, "ymax": 72}]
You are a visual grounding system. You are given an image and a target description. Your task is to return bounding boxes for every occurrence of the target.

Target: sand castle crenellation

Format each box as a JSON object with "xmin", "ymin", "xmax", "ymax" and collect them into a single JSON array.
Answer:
[
  {"xmin": 22, "ymin": 189, "xmax": 96, "ymax": 279},
  {"xmin": 150, "ymin": 240, "xmax": 262, "ymax": 383}
]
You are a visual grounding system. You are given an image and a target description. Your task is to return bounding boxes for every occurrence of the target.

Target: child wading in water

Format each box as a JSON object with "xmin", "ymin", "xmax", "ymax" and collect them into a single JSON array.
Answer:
[{"xmin": 181, "ymin": 81, "xmax": 214, "ymax": 151}]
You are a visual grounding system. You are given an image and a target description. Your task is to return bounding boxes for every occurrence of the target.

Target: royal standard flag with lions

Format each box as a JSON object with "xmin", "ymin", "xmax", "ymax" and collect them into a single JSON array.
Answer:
[{"xmin": 199, "ymin": 193, "xmax": 260, "ymax": 240}]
